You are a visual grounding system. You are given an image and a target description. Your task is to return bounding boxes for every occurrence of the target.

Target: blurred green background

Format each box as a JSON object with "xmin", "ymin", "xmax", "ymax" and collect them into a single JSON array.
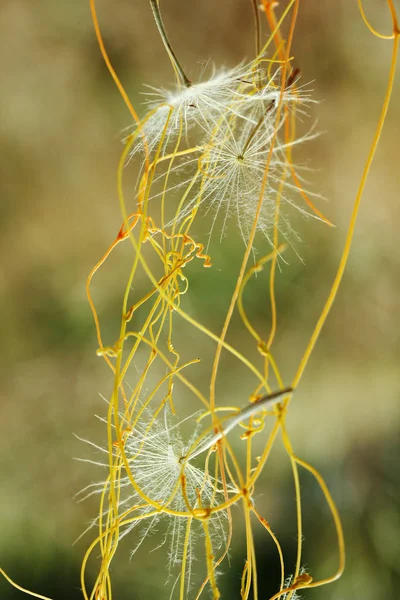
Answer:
[{"xmin": 1, "ymin": 0, "xmax": 399, "ymax": 598}]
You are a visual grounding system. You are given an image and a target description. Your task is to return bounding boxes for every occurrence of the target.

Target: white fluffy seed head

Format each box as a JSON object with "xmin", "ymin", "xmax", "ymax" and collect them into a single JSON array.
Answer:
[
  {"xmin": 78, "ymin": 406, "xmax": 229, "ymax": 587},
  {"xmin": 127, "ymin": 63, "xmax": 250, "ymax": 157},
  {"xmin": 128, "ymin": 60, "xmax": 320, "ymax": 250}
]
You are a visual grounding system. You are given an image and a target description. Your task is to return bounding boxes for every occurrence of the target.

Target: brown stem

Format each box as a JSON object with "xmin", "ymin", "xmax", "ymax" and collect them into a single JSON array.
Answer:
[{"xmin": 149, "ymin": 0, "xmax": 191, "ymax": 87}]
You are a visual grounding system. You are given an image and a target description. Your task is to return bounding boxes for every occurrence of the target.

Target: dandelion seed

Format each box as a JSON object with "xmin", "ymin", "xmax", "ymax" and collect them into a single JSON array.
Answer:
[
  {"xmin": 129, "ymin": 62, "xmax": 256, "ymax": 156},
  {"xmin": 78, "ymin": 405, "xmax": 229, "ymax": 586},
  {"xmin": 155, "ymin": 70, "xmax": 319, "ymax": 246}
]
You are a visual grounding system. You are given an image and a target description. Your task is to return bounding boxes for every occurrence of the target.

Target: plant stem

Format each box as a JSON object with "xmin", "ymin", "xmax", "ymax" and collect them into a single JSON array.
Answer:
[{"xmin": 149, "ymin": 0, "xmax": 191, "ymax": 87}]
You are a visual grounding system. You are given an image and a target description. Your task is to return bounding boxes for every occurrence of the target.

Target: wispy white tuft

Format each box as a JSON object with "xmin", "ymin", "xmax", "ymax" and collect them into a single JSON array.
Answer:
[
  {"xmin": 77, "ymin": 406, "xmax": 229, "ymax": 590},
  {"xmin": 127, "ymin": 61, "xmax": 321, "ymax": 249}
]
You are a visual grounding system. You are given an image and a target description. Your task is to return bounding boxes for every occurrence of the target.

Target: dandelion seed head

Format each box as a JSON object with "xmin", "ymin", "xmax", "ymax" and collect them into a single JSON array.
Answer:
[
  {"xmin": 130, "ymin": 63, "xmax": 252, "ymax": 157},
  {"xmin": 129, "ymin": 59, "xmax": 320, "ymax": 252},
  {"xmin": 78, "ymin": 406, "xmax": 229, "ymax": 585},
  {"xmin": 170, "ymin": 77, "xmax": 316, "ymax": 245}
]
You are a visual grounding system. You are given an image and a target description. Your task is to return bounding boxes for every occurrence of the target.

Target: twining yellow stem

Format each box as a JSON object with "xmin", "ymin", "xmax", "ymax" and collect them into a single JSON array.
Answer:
[
  {"xmin": 295, "ymin": 455, "xmax": 345, "ymax": 587},
  {"xmin": 203, "ymin": 519, "xmax": 221, "ymax": 599},
  {"xmin": 237, "ymin": 246, "xmax": 284, "ymax": 345},
  {"xmin": 89, "ymin": 0, "xmax": 149, "ymax": 167},
  {"xmin": 266, "ymin": 178, "xmax": 286, "ymax": 351},
  {"xmin": 252, "ymin": 508, "xmax": 285, "ymax": 594},
  {"xmin": 291, "ymin": 14, "xmax": 399, "ymax": 393},
  {"xmin": 179, "ymin": 517, "xmax": 193, "ymax": 600},
  {"xmin": 208, "ymin": 0, "xmax": 299, "ymax": 414},
  {"xmin": 251, "ymin": 0, "xmax": 262, "ymax": 57},
  {"xmin": 0, "ymin": 569, "xmax": 52, "ymax": 600},
  {"xmin": 280, "ymin": 420, "xmax": 303, "ymax": 597},
  {"xmin": 358, "ymin": 0, "xmax": 396, "ymax": 39}
]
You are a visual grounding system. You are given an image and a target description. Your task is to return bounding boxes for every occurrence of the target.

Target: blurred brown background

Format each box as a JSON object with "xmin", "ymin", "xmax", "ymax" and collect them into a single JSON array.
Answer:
[{"xmin": 1, "ymin": 1, "xmax": 399, "ymax": 598}]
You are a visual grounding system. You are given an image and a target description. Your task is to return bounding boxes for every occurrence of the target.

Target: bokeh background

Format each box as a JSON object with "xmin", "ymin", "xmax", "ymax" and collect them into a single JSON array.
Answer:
[{"xmin": 1, "ymin": 0, "xmax": 399, "ymax": 598}]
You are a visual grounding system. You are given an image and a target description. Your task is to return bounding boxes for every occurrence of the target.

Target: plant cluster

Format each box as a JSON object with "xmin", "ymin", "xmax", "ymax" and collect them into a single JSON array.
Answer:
[
  {"xmin": 78, "ymin": 1, "xmax": 399, "ymax": 599},
  {"xmin": 1, "ymin": 1, "xmax": 398, "ymax": 600}
]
